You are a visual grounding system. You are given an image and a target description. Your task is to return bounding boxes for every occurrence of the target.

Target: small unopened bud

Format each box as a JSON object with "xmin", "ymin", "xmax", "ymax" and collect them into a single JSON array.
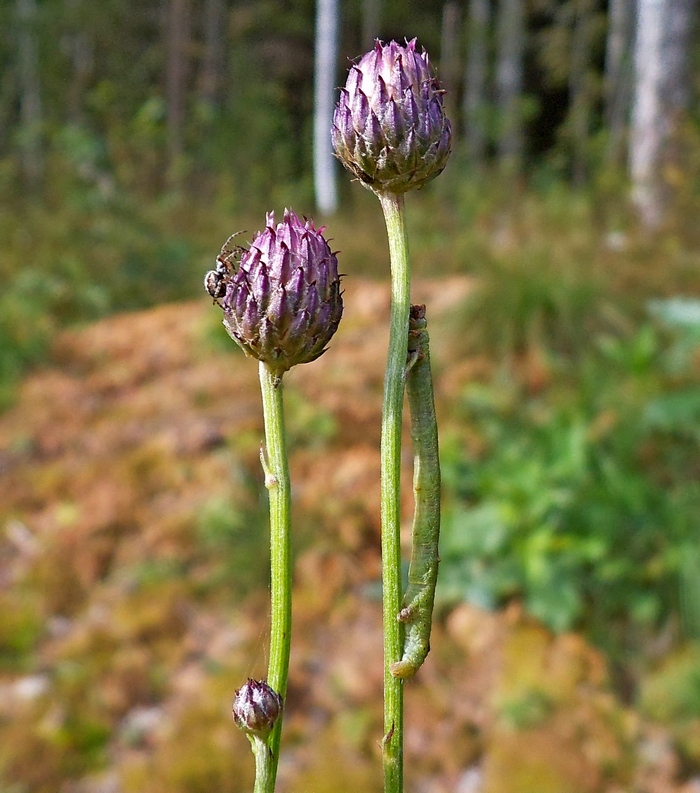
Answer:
[
  {"xmin": 332, "ymin": 39, "xmax": 452, "ymax": 194},
  {"xmin": 206, "ymin": 210, "xmax": 343, "ymax": 376},
  {"xmin": 232, "ymin": 679, "xmax": 283, "ymax": 739}
]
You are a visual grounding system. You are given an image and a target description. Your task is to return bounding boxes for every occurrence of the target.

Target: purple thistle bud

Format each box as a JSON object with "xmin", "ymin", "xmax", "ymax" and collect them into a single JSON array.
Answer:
[
  {"xmin": 332, "ymin": 39, "xmax": 452, "ymax": 195},
  {"xmin": 209, "ymin": 210, "xmax": 343, "ymax": 376},
  {"xmin": 232, "ymin": 679, "xmax": 283, "ymax": 739}
]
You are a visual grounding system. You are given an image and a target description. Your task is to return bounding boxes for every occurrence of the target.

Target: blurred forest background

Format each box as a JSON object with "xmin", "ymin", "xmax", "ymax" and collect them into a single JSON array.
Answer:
[{"xmin": 3, "ymin": 0, "xmax": 700, "ymax": 791}]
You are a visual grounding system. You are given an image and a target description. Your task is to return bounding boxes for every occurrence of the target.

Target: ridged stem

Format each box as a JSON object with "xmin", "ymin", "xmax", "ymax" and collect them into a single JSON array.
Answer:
[
  {"xmin": 252, "ymin": 737, "xmax": 275, "ymax": 793},
  {"xmin": 256, "ymin": 362, "xmax": 292, "ymax": 793},
  {"xmin": 377, "ymin": 190, "xmax": 410, "ymax": 793}
]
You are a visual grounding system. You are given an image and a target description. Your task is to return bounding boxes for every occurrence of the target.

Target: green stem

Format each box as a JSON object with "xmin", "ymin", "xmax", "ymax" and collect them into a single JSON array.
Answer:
[
  {"xmin": 377, "ymin": 190, "xmax": 410, "ymax": 793},
  {"xmin": 252, "ymin": 737, "xmax": 275, "ymax": 793},
  {"xmin": 257, "ymin": 362, "xmax": 292, "ymax": 793}
]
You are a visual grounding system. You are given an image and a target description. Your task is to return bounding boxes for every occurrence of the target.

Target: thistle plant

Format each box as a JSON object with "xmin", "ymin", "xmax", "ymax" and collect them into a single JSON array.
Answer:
[
  {"xmin": 333, "ymin": 39, "xmax": 451, "ymax": 793},
  {"xmin": 205, "ymin": 209, "xmax": 342, "ymax": 793}
]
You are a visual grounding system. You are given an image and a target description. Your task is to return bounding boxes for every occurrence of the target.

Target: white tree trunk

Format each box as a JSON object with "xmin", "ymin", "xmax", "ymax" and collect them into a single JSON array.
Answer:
[
  {"xmin": 630, "ymin": 0, "xmax": 693, "ymax": 227},
  {"xmin": 495, "ymin": 0, "xmax": 524, "ymax": 174},
  {"xmin": 463, "ymin": 0, "xmax": 490, "ymax": 166},
  {"xmin": 630, "ymin": 0, "xmax": 665, "ymax": 226},
  {"xmin": 604, "ymin": 0, "xmax": 635, "ymax": 166},
  {"xmin": 314, "ymin": 0, "xmax": 339, "ymax": 215},
  {"xmin": 16, "ymin": 0, "xmax": 43, "ymax": 186}
]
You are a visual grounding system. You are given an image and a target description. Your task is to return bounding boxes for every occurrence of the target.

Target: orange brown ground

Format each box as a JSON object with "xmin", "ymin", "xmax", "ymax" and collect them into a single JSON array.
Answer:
[{"xmin": 0, "ymin": 279, "xmax": 693, "ymax": 793}]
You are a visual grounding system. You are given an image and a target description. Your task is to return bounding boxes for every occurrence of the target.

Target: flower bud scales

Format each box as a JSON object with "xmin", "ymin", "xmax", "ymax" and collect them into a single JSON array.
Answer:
[
  {"xmin": 332, "ymin": 39, "xmax": 452, "ymax": 194},
  {"xmin": 206, "ymin": 209, "xmax": 343, "ymax": 376},
  {"xmin": 232, "ymin": 678, "xmax": 283, "ymax": 738}
]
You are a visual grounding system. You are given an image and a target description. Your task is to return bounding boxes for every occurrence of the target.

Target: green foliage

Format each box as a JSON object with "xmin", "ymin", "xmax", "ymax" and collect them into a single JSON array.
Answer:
[
  {"xmin": 284, "ymin": 388, "xmax": 338, "ymax": 449},
  {"xmin": 497, "ymin": 688, "xmax": 554, "ymax": 731},
  {"xmin": 195, "ymin": 462, "xmax": 269, "ymax": 600},
  {"xmin": 641, "ymin": 645, "xmax": 700, "ymax": 724},
  {"xmin": 439, "ymin": 311, "xmax": 700, "ymax": 656}
]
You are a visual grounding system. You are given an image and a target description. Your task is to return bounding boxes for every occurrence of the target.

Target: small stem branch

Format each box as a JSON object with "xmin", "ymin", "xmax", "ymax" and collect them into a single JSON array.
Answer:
[
  {"xmin": 377, "ymin": 190, "xmax": 410, "ymax": 793},
  {"xmin": 257, "ymin": 362, "xmax": 292, "ymax": 792}
]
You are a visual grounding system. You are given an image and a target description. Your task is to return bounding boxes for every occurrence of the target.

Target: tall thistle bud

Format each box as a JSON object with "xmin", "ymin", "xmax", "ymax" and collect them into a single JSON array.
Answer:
[
  {"xmin": 332, "ymin": 39, "xmax": 452, "ymax": 194},
  {"xmin": 206, "ymin": 210, "xmax": 343, "ymax": 377},
  {"xmin": 232, "ymin": 679, "xmax": 283, "ymax": 739}
]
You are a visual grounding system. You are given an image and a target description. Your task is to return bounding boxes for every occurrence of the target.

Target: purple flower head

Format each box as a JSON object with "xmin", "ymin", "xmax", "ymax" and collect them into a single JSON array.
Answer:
[
  {"xmin": 232, "ymin": 679, "xmax": 283, "ymax": 738},
  {"xmin": 210, "ymin": 210, "xmax": 343, "ymax": 376},
  {"xmin": 332, "ymin": 39, "xmax": 452, "ymax": 194}
]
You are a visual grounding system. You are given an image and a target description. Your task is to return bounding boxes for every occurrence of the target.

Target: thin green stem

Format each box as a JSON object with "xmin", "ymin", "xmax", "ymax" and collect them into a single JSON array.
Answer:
[
  {"xmin": 257, "ymin": 361, "xmax": 292, "ymax": 793},
  {"xmin": 377, "ymin": 190, "xmax": 410, "ymax": 793},
  {"xmin": 252, "ymin": 737, "xmax": 275, "ymax": 793}
]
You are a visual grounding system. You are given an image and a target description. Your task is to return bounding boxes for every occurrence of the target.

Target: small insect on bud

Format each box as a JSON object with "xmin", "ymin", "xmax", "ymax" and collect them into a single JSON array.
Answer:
[
  {"xmin": 332, "ymin": 39, "xmax": 452, "ymax": 195},
  {"xmin": 213, "ymin": 209, "xmax": 343, "ymax": 376},
  {"xmin": 204, "ymin": 269, "xmax": 227, "ymax": 300},
  {"xmin": 232, "ymin": 679, "xmax": 283, "ymax": 739},
  {"xmin": 204, "ymin": 231, "xmax": 246, "ymax": 304}
]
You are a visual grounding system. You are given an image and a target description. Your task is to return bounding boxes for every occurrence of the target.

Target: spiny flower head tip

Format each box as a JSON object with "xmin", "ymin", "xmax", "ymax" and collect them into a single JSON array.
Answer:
[
  {"xmin": 205, "ymin": 210, "xmax": 343, "ymax": 376},
  {"xmin": 332, "ymin": 39, "xmax": 452, "ymax": 194}
]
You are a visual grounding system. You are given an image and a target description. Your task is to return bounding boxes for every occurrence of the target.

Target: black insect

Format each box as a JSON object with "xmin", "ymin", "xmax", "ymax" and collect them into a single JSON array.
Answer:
[
  {"xmin": 204, "ymin": 231, "xmax": 247, "ymax": 303},
  {"xmin": 204, "ymin": 269, "xmax": 227, "ymax": 300}
]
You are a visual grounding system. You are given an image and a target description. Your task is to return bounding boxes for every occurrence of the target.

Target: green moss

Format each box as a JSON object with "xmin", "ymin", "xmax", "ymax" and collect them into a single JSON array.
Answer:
[{"xmin": 0, "ymin": 592, "xmax": 42, "ymax": 671}]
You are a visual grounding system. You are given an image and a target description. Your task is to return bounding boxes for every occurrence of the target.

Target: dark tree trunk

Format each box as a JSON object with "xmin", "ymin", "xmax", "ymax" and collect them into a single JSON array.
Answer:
[
  {"xmin": 16, "ymin": 0, "xmax": 43, "ymax": 186},
  {"xmin": 362, "ymin": 0, "xmax": 382, "ymax": 51},
  {"xmin": 66, "ymin": 0, "xmax": 94, "ymax": 125},
  {"xmin": 440, "ymin": 1, "xmax": 462, "ymax": 128},
  {"xmin": 463, "ymin": 0, "xmax": 491, "ymax": 166},
  {"xmin": 569, "ymin": 0, "xmax": 595, "ymax": 187},
  {"xmin": 166, "ymin": 0, "xmax": 191, "ymax": 166},
  {"xmin": 198, "ymin": 0, "xmax": 225, "ymax": 110},
  {"xmin": 604, "ymin": 0, "xmax": 635, "ymax": 166}
]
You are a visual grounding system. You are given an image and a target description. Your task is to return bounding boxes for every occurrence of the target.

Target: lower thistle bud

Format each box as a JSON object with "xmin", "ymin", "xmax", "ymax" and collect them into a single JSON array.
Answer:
[
  {"xmin": 207, "ymin": 209, "xmax": 343, "ymax": 376},
  {"xmin": 232, "ymin": 679, "xmax": 283, "ymax": 739}
]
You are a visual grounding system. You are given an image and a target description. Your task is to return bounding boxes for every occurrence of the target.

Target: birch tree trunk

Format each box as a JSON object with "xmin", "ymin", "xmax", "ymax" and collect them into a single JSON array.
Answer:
[
  {"xmin": 166, "ymin": 0, "xmax": 191, "ymax": 167},
  {"xmin": 16, "ymin": 0, "xmax": 43, "ymax": 187},
  {"xmin": 313, "ymin": 0, "xmax": 339, "ymax": 215},
  {"xmin": 362, "ymin": 0, "xmax": 382, "ymax": 51},
  {"xmin": 440, "ymin": 1, "xmax": 462, "ymax": 128},
  {"xmin": 463, "ymin": 0, "xmax": 490, "ymax": 167},
  {"xmin": 604, "ymin": 0, "xmax": 634, "ymax": 166},
  {"xmin": 630, "ymin": 0, "xmax": 694, "ymax": 227},
  {"xmin": 630, "ymin": 0, "xmax": 665, "ymax": 227},
  {"xmin": 495, "ymin": 0, "xmax": 524, "ymax": 175},
  {"xmin": 198, "ymin": 0, "xmax": 225, "ymax": 110}
]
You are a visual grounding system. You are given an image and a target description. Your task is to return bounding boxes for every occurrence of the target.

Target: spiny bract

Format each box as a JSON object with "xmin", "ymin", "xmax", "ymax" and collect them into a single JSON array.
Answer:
[
  {"xmin": 332, "ymin": 39, "xmax": 452, "ymax": 194},
  {"xmin": 214, "ymin": 209, "xmax": 343, "ymax": 376}
]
